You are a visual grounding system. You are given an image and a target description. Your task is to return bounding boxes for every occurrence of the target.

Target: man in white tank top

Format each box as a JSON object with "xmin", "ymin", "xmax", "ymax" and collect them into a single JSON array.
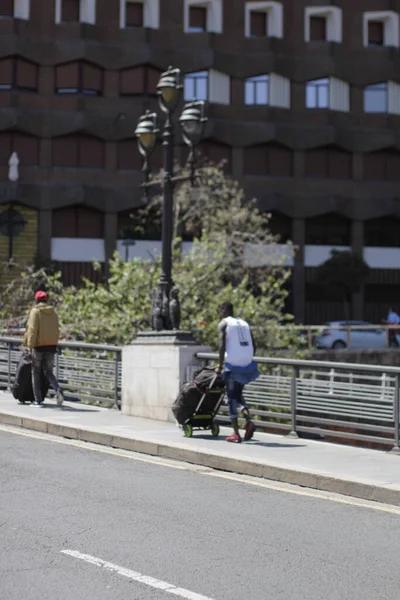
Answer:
[{"xmin": 216, "ymin": 302, "xmax": 260, "ymax": 443}]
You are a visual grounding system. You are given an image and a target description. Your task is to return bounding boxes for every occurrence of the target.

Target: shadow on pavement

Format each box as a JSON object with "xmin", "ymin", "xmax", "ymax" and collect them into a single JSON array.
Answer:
[{"xmin": 38, "ymin": 404, "xmax": 101, "ymax": 413}]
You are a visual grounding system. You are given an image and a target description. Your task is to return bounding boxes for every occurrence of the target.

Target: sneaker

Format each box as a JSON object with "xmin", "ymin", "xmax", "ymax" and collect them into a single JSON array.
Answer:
[
  {"xmin": 226, "ymin": 433, "xmax": 241, "ymax": 443},
  {"xmin": 244, "ymin": 421, "xmax": 256, "ymax": 441},
  {"xmin": 32, "ymin": 401, "xmax": 43, "ymax": 408},
  {"xmin": 56, "ymin": 390, "xmax": 64, "ymax": 407}
]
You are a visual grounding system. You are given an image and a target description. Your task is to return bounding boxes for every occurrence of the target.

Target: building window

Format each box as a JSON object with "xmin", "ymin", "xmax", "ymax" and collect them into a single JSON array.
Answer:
[
  {"xmin": 365, "ymin": 216, "xmax": 400, "ymax": 247},
  {"xmin": 368, "ymin": 21, "xmax": 384, "ymax": 46},
  {"xmin": 306, "ymin": 77, "xmax": 349, "ymax": 112},
  {"xmin": 305, "ymin": 213, "xmax": 351, "ymax": 245},
  {"xmin": 309, "ymin": 16, "xmax": 326, "ymax": 41},
  {"xmin": 56, "ymin": 0, "xmax": 96, "ymax": 24},
  {"xmin": 363, "ymin": 12, "xmax": 399, "ymax": 48},
  {"xmin": 364, "ymin": 83, "xmax": 387, "ymax": 113},
  {"xmin": 305, "ymin": 148, "xmax": 352, "ymax": 179},
  {"xmin": 119, "ymin": 65, "xmax": 161, "ymax": 96},
  {"xmin": 250, "ymin": 11, "xmax": 267, "ymax": 37},
  {"xmin": 184, "ymin": 71, "xmax": 208, "ymax": 101},
  {"xmin": 184, "ymin": 0, "xmax": 222, "ymax": 34},
  {"xmin": 306, "ymin": 78, "xmax": 329, "ymax": 108},
  {"xmin": 245, "ymin": 2, "xmax": 283, "ymax": 39},
  {"xmin": 245, "ymin": 75, "xmax": 269, "ymax": 105},
  {"xmin": 188, "ymin": 5, "xmax": 206, "ymax": 32},
  {"xmin": 0, "ymin": 57, "xmax": 38, "ymax": 92},
  {"xmin": 52, "ymin": 134, "xmax": 105, "ymax": 168},
  {"xmin": 120, "ymin": 0, "xmax": 159, "ymax": 28},
  {"xmin": 244, "ymin": 144, "xmax": 292, "ymax": 176},
  {"xmin": 61, "ymin": 0, "xmax": 79, "ymax": 21},
  {"xmin": 305, "ymin": 6, "xmax": 342, "ymax": 43},
  {"xmin": 55, "ymin": 61, "xmax": 103, "ymax": 95},
  {"xmin": 0, "ymin": 131, "xmax": 40, "ymax": 165},
  {"xmin": 268, "ymin": 212, "xmax": 292, "ymax": 243},
  {"xmin": 363, "ymin": 151, "xmax": 400, "ymax": 181},
  {"xmin": 0, "ymin": 0, "xmax": 14, "ymax": 17},
  {"xmin": 125, "ymin": 1, "xmax": 143, "ymax": 26},
  {"xmin": 52, "ymin": 205, "xmax": 104, "ymax": 238}
]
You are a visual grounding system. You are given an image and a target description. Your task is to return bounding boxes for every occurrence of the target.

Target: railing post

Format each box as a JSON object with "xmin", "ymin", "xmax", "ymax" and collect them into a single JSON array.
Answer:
[
  {"xmin": 114, "ymin": 350, "xmax": 121, "ymax": 410},
  {"xmin": 7, "ymin": 342, "xmax": 12, "ymax": 390},
  {"xmin": 287, "ymin": 366, "xmax": 299, "ymax": 438},
  {"xmin": 391, "ymin": 374, "xmax": 400, "ymax": 454},
  {"xmin": 55, "ymin": 348, "xmax": 60, "ymax": 380},
  {"xmin": 307, "ymin": 327, "xmax": 313, "ymax": 351}
]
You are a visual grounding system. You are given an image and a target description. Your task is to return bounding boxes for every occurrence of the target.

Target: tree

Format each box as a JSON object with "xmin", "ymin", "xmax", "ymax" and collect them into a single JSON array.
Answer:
[
  {"xmin": 317, "ymin": 250, "xmax": 370, "ymax": 319},
  {"xmin": 0, "ymin": 163, "xmax": 304, "ymax": 355}
]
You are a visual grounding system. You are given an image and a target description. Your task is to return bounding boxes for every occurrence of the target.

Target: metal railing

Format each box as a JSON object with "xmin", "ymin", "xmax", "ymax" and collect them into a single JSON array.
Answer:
[
  {"xmin": 0, "ymin": 337, "xmax": 122, "ymax": 409},
  {"xmin": 196, "ymin": 352, "xmax": 400, "ymax": 452}
]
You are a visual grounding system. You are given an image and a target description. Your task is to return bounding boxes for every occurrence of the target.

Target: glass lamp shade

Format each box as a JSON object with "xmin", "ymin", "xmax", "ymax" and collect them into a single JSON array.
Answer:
[
  {"xmin": 179, "ymin": 104, "xmax": 205, "ymax": 144},
  {"xmin": 157, "ymin": 68, "xmax": 182, "ymax": 112},
  {"xmin": 138, "ymin": 131, "xmax": 156, "ymax": 151},
  {"xmin": 135, "ymin": 112, "xmax": 158, "ymax": 155},
  {"xmin": 159, "ymin": 83, "xmax": 178, "ymax": 107}
]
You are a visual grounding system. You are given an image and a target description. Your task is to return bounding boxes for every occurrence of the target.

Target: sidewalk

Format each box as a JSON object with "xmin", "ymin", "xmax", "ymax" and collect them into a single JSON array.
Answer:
[{"xmin": 1, "ymin": 392, "xmax": 400, "ymax": 506}]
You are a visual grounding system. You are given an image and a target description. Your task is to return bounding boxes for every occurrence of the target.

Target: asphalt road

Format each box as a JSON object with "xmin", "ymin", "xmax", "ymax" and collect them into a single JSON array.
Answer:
[{"xmin": 1, "ymin": 427, "xmax": 400, "ymax": 600}]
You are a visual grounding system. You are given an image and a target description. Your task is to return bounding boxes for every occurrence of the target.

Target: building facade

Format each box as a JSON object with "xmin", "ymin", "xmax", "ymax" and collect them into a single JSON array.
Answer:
[{"xmin": 1, "ymin": 0, "xmax": 400, "ymax": 323}]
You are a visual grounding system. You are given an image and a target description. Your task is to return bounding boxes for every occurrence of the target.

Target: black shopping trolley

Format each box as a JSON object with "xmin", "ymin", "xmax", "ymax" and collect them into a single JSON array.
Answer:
[{"xmin": 182, "ymin": 371, "xmax": 225, "ymax": 438}]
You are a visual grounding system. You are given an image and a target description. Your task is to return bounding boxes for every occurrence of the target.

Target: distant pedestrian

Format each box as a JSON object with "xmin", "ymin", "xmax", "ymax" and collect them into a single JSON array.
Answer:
[
  {"xmin": 216, "ymin": 302, "xmax": 260, "ymax": 443},
  {"xmin": 24, "ymin": 291, "xmax": 64, "ymax": 407},
  {"xmin": 384, "ymin": 308, "xmax": 400, "ymax": 348}
]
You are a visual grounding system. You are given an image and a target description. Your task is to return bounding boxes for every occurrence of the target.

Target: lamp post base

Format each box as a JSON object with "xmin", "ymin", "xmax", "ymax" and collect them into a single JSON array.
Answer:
[{"xmin": 122, "ymin": 330, "xmax": 211, "ymax": 421}]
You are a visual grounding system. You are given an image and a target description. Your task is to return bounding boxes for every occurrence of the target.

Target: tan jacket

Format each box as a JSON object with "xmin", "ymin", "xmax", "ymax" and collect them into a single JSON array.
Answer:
[{"xmin": 24, "ymin": 303, "xmax": 60, "ymax": 350}]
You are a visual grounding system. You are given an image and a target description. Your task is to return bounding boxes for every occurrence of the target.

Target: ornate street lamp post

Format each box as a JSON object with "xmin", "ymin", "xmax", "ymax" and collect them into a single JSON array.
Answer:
[{"xmin": 135, "ymin": 66, "xmax": 207, "ymax": 332}]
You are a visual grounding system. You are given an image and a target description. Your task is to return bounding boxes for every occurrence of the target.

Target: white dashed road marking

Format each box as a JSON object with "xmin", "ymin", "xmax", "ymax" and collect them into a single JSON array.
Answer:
[{"xmin": 61, "ymin": 549, "xmax": 215, "ymax": 600}]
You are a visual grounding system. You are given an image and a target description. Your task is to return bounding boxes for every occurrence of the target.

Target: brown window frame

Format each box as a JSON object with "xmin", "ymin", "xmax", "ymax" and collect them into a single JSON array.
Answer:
[
  {"xmin": 61, "ymin": 0, "xmax": 80, "ymax": 22},
  {"xmin": 0, "ymin": 0, "xmax": 14, "ymax": 18},
  {"xmin": 0, "ymin": 57, "xmax": 38, "ymax": 92},
  {"xmin": 363, "ymin": 151, "xmax": 400, "ymax": 181},
  {"xmin": 0, "ymin": 131, "xmax": 40, "ymax": 166},
  {"xmin": 309, "ymin": 15, "xmax": 327, "ymax": 42},
  {"xmin": 119, "ymin": 64, "xmax": 162, "ymax": 97},
  {"xmin": 305, "ymin": 213, "xmax": 351, "ymax": 245},
  {"xmin": 188, "ymin": 5, "xmax": 207, "ymax": 32},
  {"xmin": 125, "ymin": 1, "xmax": 144, "ymax": 27},
  {"xmin": 305, "ymin": 148, "xmax": 352, "ymax": 179},
  {"xmin": 55, "ymin": 61, "xmax": 103, "ymax": 96},
  {"xmin": 52, "ymin": 134, "xmax": 105, "ymax": 169},
  {"xmin": 368, "ymin": 21, "xmax": 384, "ymax": 46},
  {"xmin": 250, "ymin": 11, "xmax": 267, "ymax": 37},
  {"xmin": 52, "ymin": 205, "xmax": 104, "ymax": 238}
]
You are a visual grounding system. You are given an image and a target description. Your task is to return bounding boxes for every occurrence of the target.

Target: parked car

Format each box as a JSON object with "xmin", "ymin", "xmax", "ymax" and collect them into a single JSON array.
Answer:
[{"xmin": 313, "ymin": 320, "xmax": 400, "ymax": 350}]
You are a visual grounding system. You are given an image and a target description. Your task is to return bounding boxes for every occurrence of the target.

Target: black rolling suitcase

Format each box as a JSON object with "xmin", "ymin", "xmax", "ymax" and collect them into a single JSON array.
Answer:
[{"xmin": 12, "ymin": 351, "xmax": 50, "ymax": 404}]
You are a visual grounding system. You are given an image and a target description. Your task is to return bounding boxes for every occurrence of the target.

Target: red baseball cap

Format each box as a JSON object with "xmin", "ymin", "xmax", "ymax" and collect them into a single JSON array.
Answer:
[{"xmin": 35, "ymin": 291, "xmax": 48, "ymax": 301}]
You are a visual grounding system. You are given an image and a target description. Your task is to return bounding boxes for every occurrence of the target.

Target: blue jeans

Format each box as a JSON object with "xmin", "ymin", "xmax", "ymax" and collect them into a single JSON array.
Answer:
[{"xmin": 223, "ymin": 371, "xmax": 249, "ymax": 419}]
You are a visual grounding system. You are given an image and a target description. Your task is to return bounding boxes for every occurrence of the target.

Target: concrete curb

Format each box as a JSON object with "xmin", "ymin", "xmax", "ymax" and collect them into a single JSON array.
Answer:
[{"xmin": 1, "ymin": 411, "xmax": 399, "ymax": 507}]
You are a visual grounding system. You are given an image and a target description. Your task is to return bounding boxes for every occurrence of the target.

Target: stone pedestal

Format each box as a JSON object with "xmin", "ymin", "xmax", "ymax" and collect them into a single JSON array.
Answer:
[{"xmin": 122, "ymin": 331, "xmax": 211, "ymax": 422}]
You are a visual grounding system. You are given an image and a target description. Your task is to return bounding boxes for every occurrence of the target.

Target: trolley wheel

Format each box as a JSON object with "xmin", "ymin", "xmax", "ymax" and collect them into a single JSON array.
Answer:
[
  {"xmin": 211, "ymin": 423, "xmax": 220, "ymax": 437},
  {"xmin": 183, "ymin": 424, "xmax": 193, "ymax": 438}
]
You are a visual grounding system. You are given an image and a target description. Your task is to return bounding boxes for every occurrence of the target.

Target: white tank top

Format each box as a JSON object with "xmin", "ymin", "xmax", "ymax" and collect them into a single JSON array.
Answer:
[{"xmin": 224, "ymin": 316, "xmax": 254, "ymax": 367}]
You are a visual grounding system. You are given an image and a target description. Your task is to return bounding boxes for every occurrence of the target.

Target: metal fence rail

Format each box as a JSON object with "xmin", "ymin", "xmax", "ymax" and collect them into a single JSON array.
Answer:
[
  {"xmin": 0, "ymin": 337, "xmax": 122, "ymax": 408},
  {"xmin": 196, "ymin": 352, "xmax": 400, "ymax": 452}
]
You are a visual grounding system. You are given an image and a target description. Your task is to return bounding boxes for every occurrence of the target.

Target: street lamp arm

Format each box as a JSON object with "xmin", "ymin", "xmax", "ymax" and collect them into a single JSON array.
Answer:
[{"xmin": 139, "ymin": 173, "xmax": 200, "ymax": 189}]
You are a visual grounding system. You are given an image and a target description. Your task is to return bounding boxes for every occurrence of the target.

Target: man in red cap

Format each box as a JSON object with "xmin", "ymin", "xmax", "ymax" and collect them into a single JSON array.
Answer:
[{"xmin": 24, "ymin": 291, "xmax": 64, "ymax": 407}]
